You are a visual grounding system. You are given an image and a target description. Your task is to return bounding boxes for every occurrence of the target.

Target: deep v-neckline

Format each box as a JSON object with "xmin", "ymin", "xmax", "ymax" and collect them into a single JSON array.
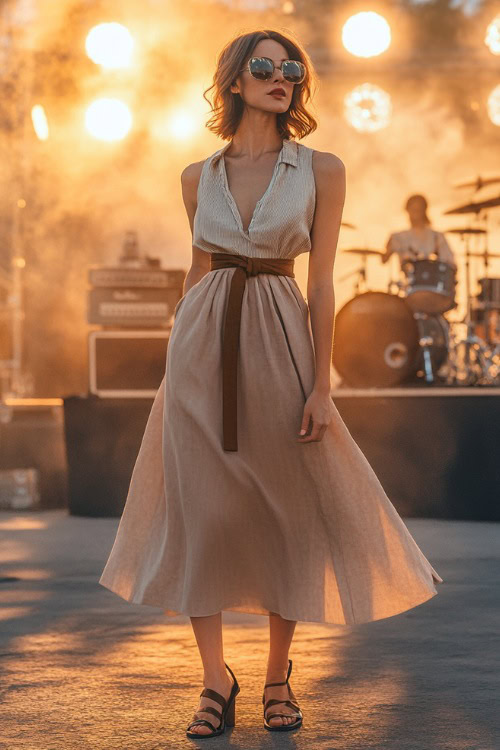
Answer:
[{"xmin": 221, "ymin": 140, "xmax": 285, "ymax": 237}]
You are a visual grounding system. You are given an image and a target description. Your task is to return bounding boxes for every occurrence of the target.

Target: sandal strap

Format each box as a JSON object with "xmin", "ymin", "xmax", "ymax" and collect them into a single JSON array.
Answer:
[
  {"xmin": 194, "ymin": 705, "xmax": 222, "ymax": 721},
  {"xmin": 264, "ymin": 659, "xmax": 293, "ymax": 689},
  {"xmin": 187, "ymin": 718, "xmax": 219, "ymax": 732},
  {"xmin": 264, "ymin": 679, "xmax": 287, "ymax": 687},
  {"xmin": 264, "ymin": 698, "xmax": 301, "ymax": 715},
  {"xmin": 266, "ymin": 711, "xmax": 301, "ymax": 722},
  {"xmin": 200, "ymin": 687, "xmax": 227, "ymax": 710}
]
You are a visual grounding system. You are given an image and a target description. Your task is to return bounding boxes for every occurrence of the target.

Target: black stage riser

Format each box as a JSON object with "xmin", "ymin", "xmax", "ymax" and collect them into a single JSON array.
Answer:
[
  {"xmin": 64, "ymin": 390, "xmax": 500, "ymax": 520},
  {"xmin": 333, "ymin": 390, "xmax": 500, "ymax": 522}
]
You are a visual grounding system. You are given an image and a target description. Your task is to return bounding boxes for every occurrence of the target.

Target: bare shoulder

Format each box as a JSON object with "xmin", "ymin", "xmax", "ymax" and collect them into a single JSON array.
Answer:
[
  {"xmin": 180, "ymin": 159, "xmax": 206, "ymax": 218},
  {"xmin": 181, "ymin": 159, "xmax": 205, "ymax": 194},
  {"xmin": 311, "ymin": 149, "xmax": 346, "ymax": 184}
]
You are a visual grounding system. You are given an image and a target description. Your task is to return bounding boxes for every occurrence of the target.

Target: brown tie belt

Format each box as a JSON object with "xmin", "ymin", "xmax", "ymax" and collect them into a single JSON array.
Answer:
[{"xmin": 209, "ymin": 252, "xmax": 296, "ymax": 452}]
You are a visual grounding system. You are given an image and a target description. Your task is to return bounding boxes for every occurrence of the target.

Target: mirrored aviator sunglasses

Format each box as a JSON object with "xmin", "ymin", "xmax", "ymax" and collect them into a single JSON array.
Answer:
[{"xmin": 242, "ymin": 56, "xmax": 306, "ymax": 84}]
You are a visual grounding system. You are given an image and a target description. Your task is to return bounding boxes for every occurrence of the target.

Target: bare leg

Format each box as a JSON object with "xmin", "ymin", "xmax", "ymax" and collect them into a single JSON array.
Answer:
[
  {"xmin": 187, "ymin": 612, "xmax": 235, "ymax": 735},
  {"xmin": 264, "ymin": 612, "xmax": 298, "ymax": 727}
]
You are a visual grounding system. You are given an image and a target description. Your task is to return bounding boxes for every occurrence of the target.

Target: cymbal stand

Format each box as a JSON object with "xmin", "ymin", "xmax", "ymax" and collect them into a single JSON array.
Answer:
[
  {"xmin": 355, "ymin": 254, "xmax": 368, "ymax": 295},
  {"xmin": 414, "ymin": 312, "xmax": 436, "ymax": 383},
  {"xmin": 337, "ymin": 258, "xmax": 368, "ymax": 297},
  {"xmin": 448, "ymin": 226, "xmax": 488, "ymax": 384}
]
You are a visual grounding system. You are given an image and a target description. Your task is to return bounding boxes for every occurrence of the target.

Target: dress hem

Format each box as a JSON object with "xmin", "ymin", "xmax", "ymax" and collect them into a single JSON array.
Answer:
[{"xmin": 98, "ymin": 578, "xmax": 442, "ymax": 627}]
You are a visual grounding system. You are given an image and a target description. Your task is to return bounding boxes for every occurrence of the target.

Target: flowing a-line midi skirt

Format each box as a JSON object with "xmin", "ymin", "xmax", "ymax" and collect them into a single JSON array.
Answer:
[{"xmin": 99, "ymin": 267, "xmax": 442, "ymax": 624}]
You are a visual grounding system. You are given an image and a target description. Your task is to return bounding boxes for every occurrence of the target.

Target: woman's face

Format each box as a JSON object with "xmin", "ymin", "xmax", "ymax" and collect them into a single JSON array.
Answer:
[{"xmin": 230, "ymin": 39, "xmax": 294, "ymax": 115}]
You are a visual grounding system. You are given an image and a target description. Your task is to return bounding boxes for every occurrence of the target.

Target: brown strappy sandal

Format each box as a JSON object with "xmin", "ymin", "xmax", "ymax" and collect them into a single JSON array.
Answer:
[
  {"xmin": 186, "ymin": 662, "xmax": 240, "ymax": 739},
  {"xmin": 262, "ymin": 658, "xmax": 303, "ymax": 732}
]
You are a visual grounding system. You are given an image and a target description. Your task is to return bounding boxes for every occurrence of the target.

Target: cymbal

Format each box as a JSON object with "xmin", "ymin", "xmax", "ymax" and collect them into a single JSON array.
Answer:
[
  {"xmin": 343, "ymin": 248, "xmax": 384, "ymax": 256},
  {"xmin": 444, "ymin": 196, "xmax": 500, "ymax": 215},
  {"xmin": 454, "ymin": 177, "xmax": 500, "ymax": 190},
  {"xmin": 447, "ymin": 227, "xmax": 487, "ymax": 235}
]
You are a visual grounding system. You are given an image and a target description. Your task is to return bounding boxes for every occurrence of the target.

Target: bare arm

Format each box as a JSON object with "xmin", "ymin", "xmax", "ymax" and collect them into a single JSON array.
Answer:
[
  {"xmin": 437, "ymin": 233, "xmax": 457, "ymax": 269},
  {"xmin": 297, "ymin": 151, "xmax": 345, "ymax": 443},
  {"xmin": 381, "ymin": 235, "xmax": 395, "ymax": 264},
  {"xmin": 306, "ymin": 151, "xmax": 346, "ymax": 396},
  {"xmin": 180, "ymin": 161, "xmax": 211, "ymax": 293}
]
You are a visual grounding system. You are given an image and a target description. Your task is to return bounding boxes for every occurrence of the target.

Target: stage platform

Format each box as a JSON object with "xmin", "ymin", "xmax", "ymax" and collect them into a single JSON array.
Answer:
[{"xmin": 331, "ymin": 386, "xmax": 500, "ymax": 521}]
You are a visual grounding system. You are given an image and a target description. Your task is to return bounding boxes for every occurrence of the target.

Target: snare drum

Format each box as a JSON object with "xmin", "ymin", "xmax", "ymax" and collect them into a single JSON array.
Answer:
[{"xmin": 403, "ymin": 258, "xmax": 456, "ymax": 314}]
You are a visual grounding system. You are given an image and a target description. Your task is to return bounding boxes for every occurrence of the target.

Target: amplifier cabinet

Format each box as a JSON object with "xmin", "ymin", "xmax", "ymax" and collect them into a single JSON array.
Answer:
[
  {"xmin": 88, "ymin": 329, "xmax": 170, "ymax": 397},
  {"xmin": 87, "ymin": 265, "xmax": 185, "ymax": 288},
  {"xmin": 87, "ymin": 286, "xmax": 181, "ymax": 327}
]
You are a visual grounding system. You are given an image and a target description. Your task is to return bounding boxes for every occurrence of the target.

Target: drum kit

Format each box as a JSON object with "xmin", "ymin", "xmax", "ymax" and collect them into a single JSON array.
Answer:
[{"xmin": 333, "ymin": 193, "xmax": 500, "ymax": 388}]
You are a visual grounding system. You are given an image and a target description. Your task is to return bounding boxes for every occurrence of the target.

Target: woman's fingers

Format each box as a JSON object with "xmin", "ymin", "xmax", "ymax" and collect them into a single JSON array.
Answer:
[{"xmin": 297, "ymin": 417, "xmax": 328, "ymax": 442}]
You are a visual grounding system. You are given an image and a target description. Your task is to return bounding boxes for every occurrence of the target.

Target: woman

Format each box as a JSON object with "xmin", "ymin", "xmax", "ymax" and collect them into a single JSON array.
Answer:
[
  {"xmin": 382, "ymin": 193, "xmax": 457, "ymax": 269},
  {"xmin": 99, "ymin": 29, "xmax": 442, "ymax": 738}
]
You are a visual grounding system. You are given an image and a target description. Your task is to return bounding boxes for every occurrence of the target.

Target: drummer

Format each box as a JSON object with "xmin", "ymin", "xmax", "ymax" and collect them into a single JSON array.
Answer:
[{"xmin": 382, "ymin": 193, "xmax": 457, "ymax": 270}]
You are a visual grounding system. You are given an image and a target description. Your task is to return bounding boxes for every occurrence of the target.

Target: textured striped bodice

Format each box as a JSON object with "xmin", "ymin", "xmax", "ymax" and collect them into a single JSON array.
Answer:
[{"xmin": 192, "ymin": 138, "xmax": 316, "ymax": 259}]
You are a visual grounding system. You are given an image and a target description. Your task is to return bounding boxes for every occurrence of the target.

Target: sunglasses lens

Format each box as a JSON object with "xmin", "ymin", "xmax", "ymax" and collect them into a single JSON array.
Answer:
[
  {"xmin": 282, "ymin": 60, "xmax": 305, "ymax": 83},
  {"xmin": 249, "ymin": 57, "xmax": 274, "ymax": 80}
]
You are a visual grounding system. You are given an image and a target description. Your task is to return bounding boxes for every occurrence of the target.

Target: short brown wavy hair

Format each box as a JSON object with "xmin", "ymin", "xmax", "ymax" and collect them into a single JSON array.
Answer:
[{"xmin": 203, "ymin": 29, "xmax": 319, "ymax": 142}]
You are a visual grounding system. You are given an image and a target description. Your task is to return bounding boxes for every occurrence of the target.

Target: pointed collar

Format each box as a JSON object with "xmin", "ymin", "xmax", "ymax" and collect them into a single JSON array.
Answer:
[{"xmin": 211, "ymin": 138, "xmax": 298, "ymax": 168}]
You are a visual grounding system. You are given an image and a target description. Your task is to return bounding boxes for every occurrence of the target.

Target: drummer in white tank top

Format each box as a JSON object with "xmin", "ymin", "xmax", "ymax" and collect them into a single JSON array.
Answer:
[{"xmin": 382, "ymin": 193, "xmax": 457, "ymax": 269}]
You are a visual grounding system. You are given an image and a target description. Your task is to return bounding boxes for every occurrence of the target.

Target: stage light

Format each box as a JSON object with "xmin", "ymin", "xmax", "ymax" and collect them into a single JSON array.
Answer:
[
  {"xmin": 487, "ymin": 85, "xmax": 500, "ymax": 126},
  {"xmin": 85, "ymin": 23, "xmax": 135, "ymax": 69},
  {"xmin": 485, "ymin": 15, "xmax": 500, "ymax": 55},
  {"xmin": 31, "ymin": 105, "xmax": 49, "ymax": 141},
  {"xmin": 344, "ymin": 83, "xmax": 392, "ymax": 132},
  {"xmin": 342, "ymin": 12, "xmax": 391, "ymax": 58},
  {"xmin": 85, "ymin": 98, "xmax": 133, "ymax": 142},
  {"xmin": 166, "ymin": 110, "xmax": 198, "ymax": 140}
]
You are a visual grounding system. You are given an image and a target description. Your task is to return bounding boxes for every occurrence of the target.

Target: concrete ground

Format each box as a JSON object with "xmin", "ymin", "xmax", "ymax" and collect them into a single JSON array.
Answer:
[{"xmin": 1, "ymin": 510, "xmax": 499, "ymax": 750}]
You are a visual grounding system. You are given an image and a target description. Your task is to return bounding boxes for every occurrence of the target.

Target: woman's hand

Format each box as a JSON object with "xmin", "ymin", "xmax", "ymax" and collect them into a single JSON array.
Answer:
[{"xmin": 297, "ymin": 388, "xmax": 332, "ymax": 443}]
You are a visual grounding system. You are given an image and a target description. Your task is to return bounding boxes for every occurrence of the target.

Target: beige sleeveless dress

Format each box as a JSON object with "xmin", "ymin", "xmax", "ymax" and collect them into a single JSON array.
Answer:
[{"xmin": 99, "ymin": 138, "xmax": 442, "ymax": 624}]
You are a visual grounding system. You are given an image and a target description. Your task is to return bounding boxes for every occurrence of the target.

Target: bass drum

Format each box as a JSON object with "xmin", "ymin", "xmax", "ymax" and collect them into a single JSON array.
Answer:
[{"xmin": 333, "ymin": 292, "xmax": 420, "ymax": 387}]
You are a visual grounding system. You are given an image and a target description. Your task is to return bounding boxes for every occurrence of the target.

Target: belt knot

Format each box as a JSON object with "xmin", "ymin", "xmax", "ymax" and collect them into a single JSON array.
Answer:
[{"xmin": 245, "ymin": 257, "xmax": 261, "ymax": 276}]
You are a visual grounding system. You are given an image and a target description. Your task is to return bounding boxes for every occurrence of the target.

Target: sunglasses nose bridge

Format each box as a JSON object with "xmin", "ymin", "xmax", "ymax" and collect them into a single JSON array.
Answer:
[{"xmin": 272, "ymin": 67, "xmax": 286, "ymax": 83}]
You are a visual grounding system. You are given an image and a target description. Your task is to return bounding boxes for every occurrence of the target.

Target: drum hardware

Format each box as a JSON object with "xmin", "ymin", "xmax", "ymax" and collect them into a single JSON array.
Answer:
[
  {"xmin": 470, "ymin": 300, "xmax": 500, "ymax": 346},
  {"xmin": 440, "ymin": 187, "xmax": 500, "ymax": 383},
  {"xmin": 413, "ymin": 312, "xmax": 447, "ymax": 384},
  {"xmin": 455, "ymin": 250, "xmax": 500, "ymax": 258},
  {"xmin": 447, "ymin": 227, "xmax": 486, "ymax": 235},
  {"xmin": 340, "ymin": 248, "xmax": 384, "ymax": 296},
  {"xmin": 342, "ymin": 248, "xmax": 385, "ymax": 256},
  {"xmin": 453, "ymin": 176, "xmax": 500, "ymax": 191},
  {"xmin": 443, "ymin": 195, "xmax": 500, "ymax": 215}
]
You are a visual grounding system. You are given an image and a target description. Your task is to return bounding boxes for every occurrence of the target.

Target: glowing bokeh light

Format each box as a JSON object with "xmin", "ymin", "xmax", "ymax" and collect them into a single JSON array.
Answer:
[
  {"xmin": 85, "ymin": 23, "xmax": 135, "ymax": 69},
  {"xmin": 344, "ymin": 83, "xmax": 392, "ymax": 132},
  {"xmin": 85, "ymin": 98, "xmax": 133, "ymax": 142},
  {"xmin": 487, "ymin": 84, "xmax": 500, "ymax": 126},
  {"xmin": 342, "ymin": 12, "xmax": 391, "ymax": 58},
  {"xmin": 485, "ymin": 15, "xmax": 500, "ymax": 55},
  {"xmin": 166, "ymin": 110, "xmax": 198, "ymax": 140},
  {"xmin": 31, "ymin": 105, "xmax": 49, "ymax": 141}
]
